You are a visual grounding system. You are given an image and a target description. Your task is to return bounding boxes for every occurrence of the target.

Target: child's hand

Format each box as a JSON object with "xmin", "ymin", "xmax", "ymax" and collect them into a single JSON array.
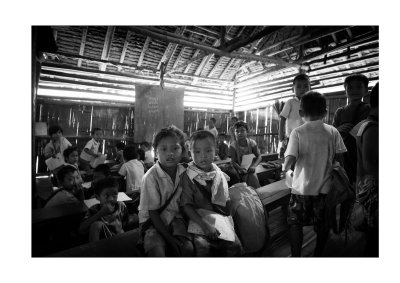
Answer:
[
  {"xmin": 247, "ymin": 166, "xmax": 256, "ymax": 173},
  {"xmin": 202, "ymin": 222, "xmax": 220, "ymax": 240}
]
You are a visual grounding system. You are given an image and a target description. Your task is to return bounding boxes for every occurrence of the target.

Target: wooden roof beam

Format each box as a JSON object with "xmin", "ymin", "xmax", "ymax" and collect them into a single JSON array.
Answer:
[
  {"xmin": 119, "ymin": 31, "xmax": 131, "ymax": 64},
  {"xmin": 100, "ymin": 26, "xmax": 116, "ymax": 71},
  {"xmin": 77, "ymin": 26, "xmax": 88, "ymax": 67},
  {"xmin": 125, "ymin": 26, "xmax": 300, "ymax": 75},
  {"xmin": 137, "ymin": 36, "xmax": 151, "ymax": 67},
  {"xmin": 156, "ymin": 26, "xmax": 186, "ymax": 70}
]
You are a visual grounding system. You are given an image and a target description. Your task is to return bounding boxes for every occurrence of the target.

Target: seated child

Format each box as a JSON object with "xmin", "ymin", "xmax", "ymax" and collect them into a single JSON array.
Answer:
[
  {"xmin": 282, "ymin": 91, "xmax": 347, "ymax": 257},
  {"xmin": 79, "ymin": 128, "xmax": 103, "ymax": 172},
  {"xmin": 86, "ymin": 164, "xmax": 111, "ymax": 199},
  {"xmin": 119, "ymin": 146, "xmax": 145, "ymax": 208},
  {"xmin": 181, "ymin": 130, "xmax": 243, "ymax": 257},
  {"xmin": 138, "ymin": 125, "xmax": 193, "ymax": 257},
  {"xmin": 79, "ymin": 177, "xmax": 129, "ymax": 242},
  {"xmin": 279, "ymin": 74, "xmax": 310, "ymax": 158},
  {"xmin": 139, "ymin": 141, "xmax": 155, "ymax": 169},
  {"xmin": 63, "ymin": 146, "xmax": 86, "ymax": 179},
  {"xmin": 229, "ymin": 120, "xmax": 262, "ymax": 189},
  {"xmin": 114, "ymin": 142, "xmax": 125, "ymax": 165},
  {"xmin": 44, "ymin": 165, "xmax": 84, "ymax": 208},
  {"xmin": 137, "ymin": 148, "xmax": 148, "ymax": 173},
  {"xmin": 216, "ymin": 133, "xmax": 229, "ymax": 160},
  {"xmin": 44, "ymin": 125, "xmax": 72, "ymax": 163}
]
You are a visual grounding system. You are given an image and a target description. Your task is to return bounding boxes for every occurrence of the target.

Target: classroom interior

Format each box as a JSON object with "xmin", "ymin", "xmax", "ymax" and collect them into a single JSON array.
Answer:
[{"xmin": 32, "ymin": 25, "xmax": 379, "ymax": 257}]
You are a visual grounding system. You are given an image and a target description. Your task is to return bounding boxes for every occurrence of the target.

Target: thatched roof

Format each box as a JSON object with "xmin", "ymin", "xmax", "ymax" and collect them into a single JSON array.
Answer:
[{"xmin": 37, "ymin": 26, "xmax": 378, "ymax": 110}]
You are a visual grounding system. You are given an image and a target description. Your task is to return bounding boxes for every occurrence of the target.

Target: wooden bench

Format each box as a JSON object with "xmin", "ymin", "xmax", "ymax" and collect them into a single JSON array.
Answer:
[
  {"xmin": 255, "ymin": 179, "xmax": 291, "ymax": 214},
  {"xmin": 50, "ymin": 228, "xmax": 142, "ymax": 257}
]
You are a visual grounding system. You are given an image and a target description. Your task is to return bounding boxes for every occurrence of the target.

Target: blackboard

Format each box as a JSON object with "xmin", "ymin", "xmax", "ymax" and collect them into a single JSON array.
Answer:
[{"xmin": 134, "ymin": 84, "xmax": 184, "ymax": 143}]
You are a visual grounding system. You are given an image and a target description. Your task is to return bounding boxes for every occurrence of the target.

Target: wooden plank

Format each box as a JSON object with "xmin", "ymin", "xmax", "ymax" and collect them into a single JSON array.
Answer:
[
  {"xmin": 51, "ymin": 228, "xmax": 142, "ymax": 257},
  {"xmin": 39, "ymin": 77, "xmax": 135, "ymax": 92},
  {"xmin": 77, "ymin": 26, "xmax": 88, "ymax": 67},
  {"xmin": 119, "ymin": 30, "xmax": 131, "ymax": 64},
  {"xmin": 129, "ymin": 26, "xmax": 300, "ymax": 69},
  {"xmin": 32, "ymin": 202, "xmax": 88, "ymax": 225},
  {"xmin": 100, "ymin": 26, "xmax": 116, "ymax": 71},
  {"xmin": 137, "ymin": 36, "xmax": 151, "ymax": 67},
  {"xmin": 256, "ymin": 179, "xmax": 290, "ymax": 205}
]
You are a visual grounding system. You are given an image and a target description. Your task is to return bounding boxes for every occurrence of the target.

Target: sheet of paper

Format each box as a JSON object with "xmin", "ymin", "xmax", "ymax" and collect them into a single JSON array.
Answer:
[
  {"xmin": 45, "ymin": 154, "xmax": 65, "ymax": 170},
  {"xmin": 187, "ymin": 208, "xmax": 236, "ymax": 242},
  {"xmin": 90, "ymin": 154, "xmax": 107, "ymax": 168},
  {"xmin": 240, "ymin": 153, "xmax": 255, "ymax": 170},
  {"xmin": 84, "ymin": 192, "xmax": 132, "ymax": 208}
]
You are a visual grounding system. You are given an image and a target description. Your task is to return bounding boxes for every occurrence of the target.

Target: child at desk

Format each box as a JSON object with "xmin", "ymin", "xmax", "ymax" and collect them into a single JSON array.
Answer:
[
  {"xmin": 119, "ymin": 146, "xmax": 145, "ymax": 208},
  {"xmin": 138, "ymin": 125, "xmax": 193, "ymax": 257},
  {"xmin": 79, "ymin": 128, "xmax": 103, "ymax": 172},
  {"xmin": 139, "ymin": 141, "xmax": 155, "ymax": 169},
  {"xmin": 229, "ymin": 120, "xmax": 262, "ymax": 189},
  {"xmin": 44, "ymin": 165, "xmax": 84, "ymax": 208},
  {"xmin": 282, "ymin": 91, "xmax": 347, "ymax": 257},
  {"xmin": 181, "ymin": 130, "xmax": 243, "ymax": 256},
  {"xmin": 83, "ymin": 164, "xmax": 111, "ymax": 199},
  {"xmin": 114, "ymin": 142, "xmax": 125, "ymax": 165},
  {"xmin": 44, "ymin": 125, "xmax": 72, "ymax": 163},
  {"xmin": 79, "ymin": 177, "xmax": 129, "ymax": 242},
  {"xmin": 215, "ymin": 133, "xmax": 229, "ymax": 160}
]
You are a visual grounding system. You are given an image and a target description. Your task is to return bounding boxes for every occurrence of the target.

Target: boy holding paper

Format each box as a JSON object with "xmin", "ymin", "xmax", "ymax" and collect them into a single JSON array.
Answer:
[
  {"xmin": 181, "ymin": 130, "xmax": 243, "ymax": 257},
  {"xmin": 228, "ymin": 121, "xmax": 261, "ymax": 189},
  {"xmin": 79, "ymin": 128, "xmax": 104, "ymax": 171}
]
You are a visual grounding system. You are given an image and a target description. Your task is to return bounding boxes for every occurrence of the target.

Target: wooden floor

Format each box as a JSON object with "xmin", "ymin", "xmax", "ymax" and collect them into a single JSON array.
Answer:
[{"xmin": 261, "ymin": 206, "xmax": 367, "ymax": 257}]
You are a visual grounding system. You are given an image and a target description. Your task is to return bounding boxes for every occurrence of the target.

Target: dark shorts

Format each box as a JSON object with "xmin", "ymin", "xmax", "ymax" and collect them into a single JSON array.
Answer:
[{"xmin": 287, "ymin": 194, "xmax": 328, "ymax": 228}]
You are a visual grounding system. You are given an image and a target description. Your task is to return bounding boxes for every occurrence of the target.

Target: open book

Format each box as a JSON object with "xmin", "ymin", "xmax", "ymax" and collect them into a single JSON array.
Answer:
[
  {"xmin": 240, "ymin": 153, "xmax": 255, "ymax": 170},
  {"xmin": 187, "ymin": 208, "xmax": 236, "ymax": 242},
  {"xmin": 83, "ymin": 192, "xmax": 132, "ymax": 208},
  {"xmin": 45, "ymin": 153, "xmax": 65, "ymax": 170},
  {"xmin": 90, "ymin": 154, "xmax": 107, "ymax": 168}
]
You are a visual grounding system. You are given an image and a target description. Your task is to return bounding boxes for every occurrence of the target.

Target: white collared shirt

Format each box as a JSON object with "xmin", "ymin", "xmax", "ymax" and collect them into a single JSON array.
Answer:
[{"xmin": 138, "ymin": 161, "xmax": 186, "ymax": 225}]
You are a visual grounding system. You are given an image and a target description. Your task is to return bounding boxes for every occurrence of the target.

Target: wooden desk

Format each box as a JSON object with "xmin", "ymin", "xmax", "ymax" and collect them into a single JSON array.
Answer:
[
  {"xmin": 50, "ymin": 228, "xmax": 142, "ymax": 257},
  {"xmin": 32, "ymin": 202, "xmax": 88, "ymax": 225},
  {"xmin": 256, "ymin": 179, "xmax": 291, "ymax": 213},
  {"xmin": 35, "ymin": 176, "xmax": 54, "ymax": 203},
  {"xmin": 256, "ymin": 163, "xmax": 282, "ymax": 186},
  {"xmin": 260, "ymin": 153, "xmax": 279, "ymax": 162}
]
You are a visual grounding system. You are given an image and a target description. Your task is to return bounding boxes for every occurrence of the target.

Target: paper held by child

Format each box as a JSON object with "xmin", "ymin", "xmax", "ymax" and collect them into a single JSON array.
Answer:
[
  {"xmin": 240, "ymin": 154, "xmax": 255, "ymax": 170},
  {"xmin": 188, "ymin": 208, "xmax": 236, "ymax": 242},
  {"xmin": 82, "ymin": 182, "xmax": 92, "ymax": 189},
  {"xmin": 45, "ymin": 153, "xmax": 65, "ymax": 170},
  {"xmin": 83, "ymin": 192, "xmax": 132, "ymax": 208},
  {"xmin": 90, "ymin": 154, "xmax": 107, "ymax": 168}
]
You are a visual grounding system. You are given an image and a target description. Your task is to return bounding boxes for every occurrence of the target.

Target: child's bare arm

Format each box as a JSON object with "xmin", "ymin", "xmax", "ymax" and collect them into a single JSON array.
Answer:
[
  {"xmin": 183, "ymin": 204, "xmax": 219, "ymax": 240},
  {"xmin": 83, "ymin": 148, "xmax": 101, "ymax": 157},
  {"xmin": 334, "ymin": 153, "xmax": 344, "ymax": 167},
  {"xmin": 279, "ymin": 117, "xmax": 286, "ymax": 141},
  {"xmin": 282, "ymin": 155, "xmax": 296, "ymax": 172},
  {"xmin": 79, "ymin": 204, "xmax": 113, "ymax": 233}
]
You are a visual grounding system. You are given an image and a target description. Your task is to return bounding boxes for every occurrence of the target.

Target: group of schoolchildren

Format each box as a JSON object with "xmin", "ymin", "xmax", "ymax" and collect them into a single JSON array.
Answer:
[
  {"xmin": 40, "ymin": 71, "xmax": 378, "ymax": 257},
  {"xmin": 279, "ymin": 73, "xmax": 378, "ymax": 257}
]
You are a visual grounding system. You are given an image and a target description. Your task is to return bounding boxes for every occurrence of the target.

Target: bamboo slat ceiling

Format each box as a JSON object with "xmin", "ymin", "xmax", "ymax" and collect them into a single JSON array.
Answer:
[{"xmin": 38, "ymin": 25, "xmax": 378, "ymax": 110}]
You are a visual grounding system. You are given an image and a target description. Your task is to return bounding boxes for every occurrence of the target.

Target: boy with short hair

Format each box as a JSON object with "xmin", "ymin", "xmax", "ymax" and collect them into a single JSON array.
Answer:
[
  {"xmin": 139, "ymin": 141, "xmax": 154, "ymax": 169},
  {"xmin": 228, "ymin": 116, "xmax": 239, "ymax": 145},
  {"xmin": 63, "ymin": 146, "xmax": 79, "ymax": 168},
  {"xmin": 332, "ymin": 74, "xmax": 370, "ymax": 232},
  {"xmin": 79, "ymin": 128, "xmax": 103, "ymax": 171},
  {"xmin": 279, "ymin": 74, "xmax": 311, "ymax": 158},
  {"xmin": 282, "ymin": 91, "xmax": 347, "ymax": 257},
  {"xmin": 79, "ymin": 177, "xmax": 129, "ymax": 242},
  {"xmin": 45, "ymin": 165, "xmax": 84, "ymax": 208},
  {"xmin": 119, "ymin": 145, "xmax": 145, "ymax": 194},
  {"xmin": 44, "ymin": 125, "xmax": 72, "ymax": 163},
  {"xmin": 114, "ymin": 142, "xmax": 125, "ymax": 164},
  {"xmin": 181, "ymin": 130, "xmax": 243, "ymax": 256},
  {"xmin": 138, "ymin": 126, "xmax": 193, "ymax": 257},
  {"xmin": 205, "ymin": 117, "xmax": 218, "ymax": 137}
]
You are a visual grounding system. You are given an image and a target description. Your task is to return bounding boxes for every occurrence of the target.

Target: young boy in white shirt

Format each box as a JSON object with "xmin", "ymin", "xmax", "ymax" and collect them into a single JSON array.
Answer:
[
  {"xmin": 119, "ymin": 145, "xmax": 145, "ymax": 194},
  {"xmin": 282, "ymin": 91, "xmax": 347, "ymax": 257},
  {"xmin": 79, "ymin": 128, "xmax": 103, "ymax": 171},
  {"xmin": 279, "ymin": 74, "xmax": 311, "ymax": 158},
  {"xmin": 139, "ymin": 141, "xmax": 154, "ymax": 169}
]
